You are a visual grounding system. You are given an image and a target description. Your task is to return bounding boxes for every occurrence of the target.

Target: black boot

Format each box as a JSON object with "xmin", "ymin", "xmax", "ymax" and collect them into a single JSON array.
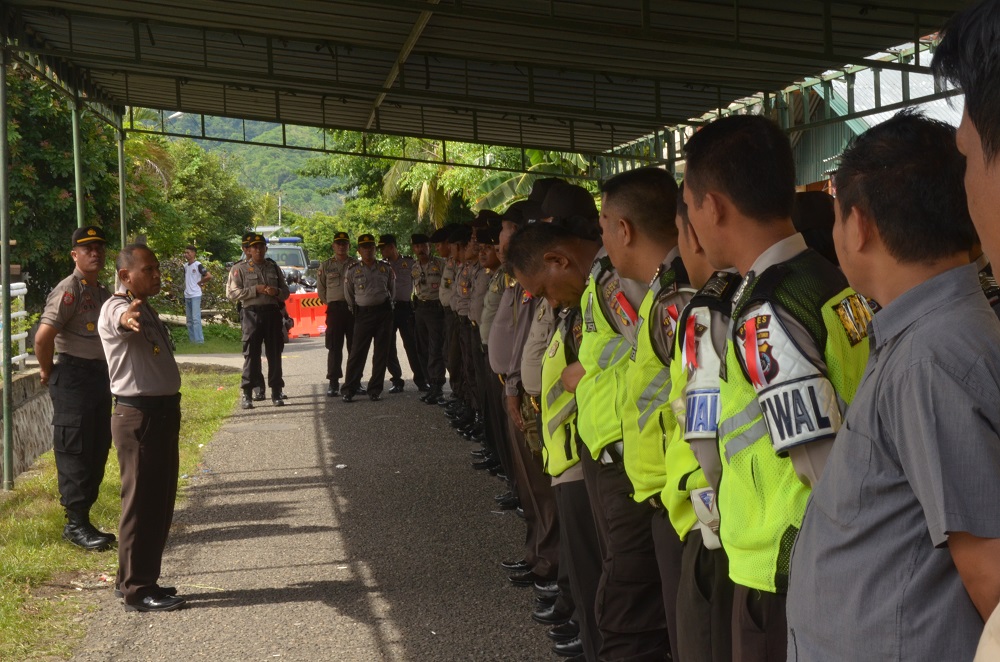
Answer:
[
  {"xmin": 241, "ymin": 389, "xmax": 254, "ymax": 409},
  {"xmin": 63, "ymin": 510, "xmax": 116, "ymax": 551}
]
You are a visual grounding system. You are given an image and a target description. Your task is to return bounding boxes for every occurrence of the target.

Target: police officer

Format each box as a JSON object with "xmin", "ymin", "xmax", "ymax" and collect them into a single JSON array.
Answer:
[
  {"xmin": 378, "ymin": 234, "xmax": 426, "ymax": 392},
  {"xmin": 411, "ymin": 232, "xmax": 447, "ymax": 403},
  {"xmin": 227, "ymin": 232, "xmax": 290, "ymax": 409},
  {"xmin": 34, "ymin": 225, "xmax": 116, "ymax": 551},
  {"xmin": 317, "ymin": 231, "xmax": 358, "ymax": 396},
  {"xmin": 342, "ymin": 234, "xmax": 395, "ymax": 402},
  {"xmin": 99, "ymin": 243, "xmax": 186, "ymax": 612}
]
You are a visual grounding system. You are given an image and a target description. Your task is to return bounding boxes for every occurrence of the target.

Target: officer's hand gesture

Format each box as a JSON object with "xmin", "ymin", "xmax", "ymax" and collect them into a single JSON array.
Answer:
[{"xmin": 119, "ymin": 298, "xmax": 143, "ymax": 333}]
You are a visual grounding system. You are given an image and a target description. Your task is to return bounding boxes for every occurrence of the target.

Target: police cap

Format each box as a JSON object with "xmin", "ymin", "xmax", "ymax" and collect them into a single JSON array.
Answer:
[
  {"xmin": 71, "ymin": 225, "xmax": 107, "ymax": 247},
  {"xmin": 377, "ymin": 234, "xmax": 397, "ymax": 247},
  {"xmin": 477, "ymin": 227, "xmax": 500, "ymax": 246},
  {"xmin": 242, "ymin": 232, "xmax": 266, "ymax": 246},
  {"xmin": 410, "ymin": 233, "xmax": 431, "ymax": 244},
  {"xmin": 542, "ymin": 183, "xmax": 598, "ymax": 221},
  {"xmin": 333, "ymin": 231, "xmax": 350, "ymax": 244},
  {"xmin": 429, "ymin": 226, "xmax": 452, "ymax": 243},
  {"xmin": 448, "ymin": 225, "xmax": 473, "ymax": 243},
  {"xmin": 357, "ymin": 233, "xmax": 377, "ymax": 246},
  {"xmin": 527, "ymin": 177, "xmax": 566, "ymax": 203},
  {"xmin": 501, "ymin": 200, "xmax": 546, "ymax": 227}
]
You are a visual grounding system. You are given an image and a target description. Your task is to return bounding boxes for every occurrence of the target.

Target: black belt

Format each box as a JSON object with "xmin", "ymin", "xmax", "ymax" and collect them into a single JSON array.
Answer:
[
  {"xmin": 413, "ymin": 298, "xmax": 442, "ymax": 307},
  {"xmin": 115, "ymin": 394, "xmax": 181, "ymax": 410},
  {"xmin": 244, "ymin": 304, "xmax": 279, "ymax": 312},
  {"xmin": 58, "ymin": 354, "xmax": 106, "ymax": 368}
]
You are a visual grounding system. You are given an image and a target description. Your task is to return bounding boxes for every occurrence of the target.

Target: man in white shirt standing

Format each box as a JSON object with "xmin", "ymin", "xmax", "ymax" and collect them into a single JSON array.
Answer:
[{"xmin": 183, "ymin": 245, "xmax": 211, "ymax": 344}]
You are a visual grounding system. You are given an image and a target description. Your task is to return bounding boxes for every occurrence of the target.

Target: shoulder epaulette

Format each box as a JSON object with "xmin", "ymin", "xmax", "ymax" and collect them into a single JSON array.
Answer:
[{"xmin": 590, "ymin": 255, "xmax": 613, "ymax": 280}]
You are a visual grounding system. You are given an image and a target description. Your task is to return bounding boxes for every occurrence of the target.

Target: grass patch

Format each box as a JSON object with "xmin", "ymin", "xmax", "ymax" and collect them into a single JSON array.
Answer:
[
  {"xmin": 0, "ymin": 366, "xmax": 240, "ymax": 660},
  {"xmin": 170, "ymin": 323, "xmax": 243, "ymax": 355}
]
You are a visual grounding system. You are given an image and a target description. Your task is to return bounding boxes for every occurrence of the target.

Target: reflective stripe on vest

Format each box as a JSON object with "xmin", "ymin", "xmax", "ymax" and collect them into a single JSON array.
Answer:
[
  {"xmin": 541, "ymin": 321, "xmax": 580, "ymax": 477},
  {"xmin": 577, "ymin": 273, "xmax": 630, "ymax": 459},
  {"xmin": 623, "ymin": 289, "xmax": 680, "ymax": 502}
]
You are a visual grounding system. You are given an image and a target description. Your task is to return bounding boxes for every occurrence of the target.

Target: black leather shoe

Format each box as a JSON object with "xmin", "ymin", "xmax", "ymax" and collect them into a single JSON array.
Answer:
[
  {"xmin": 123, "ymin": 594, "xmax": 187, "ymax": 613},
  {"xmin": 63, "ymin": 521, "xmax": 115, "ymax": 551},
  {"xmin": 508, "ymin": 571, "xmax": 551, "ymax": 587},
  {"xmin": 470, "ymin": 449, "xmax": 490, "ymax": 458},
  {"xmin": 534, "ymin": 580, "xmax": 559, "ymax": 598},
  {"xmin": 500, "ymin": 559, "xmax": 531, "ymax": 572},
  {"xmin": 533, "ymin": 603, "xmax": 573, "ymax": 625},
  {"xmin": 388, "ymin": 381, "xmax": 404, "ymax": 394},
  {"xmin": 497, "ymin": 496, "xmax": 519, "ymax": 510},
  {"xmin": 417, "ymin": 382, "xmax": 430, "ymax": 392},
  {"xmin": 552, "ymin": 637, "xmax": 583, "ymax": 658},
  {"xmin": 515, "ymin": 506, "xmax": 525, "ymax": 519},
  {"xmin": 548, "ymin": 620, "xmax": 580, "ymax": 642},
  {"xmin": 357, "ymin": 385, "xmax": 368, "ymax": 396},
  {"xmin": 252, "ymin": 387, "xmax": 266, "ymax": 401},
  {"xmin": 471, "ymin": 457, "xmax": 500, "ymax": 471},
  {"xmin": 326, "ymin": 382, "xmax": 339, "ymax": 397},
  {"xmin": 342, "ymin": 392, "xmax": 355, "ymax": 403},
  {"xmin": 369, "ymin": 392, "xmax": 382, "ymax": 401},
  {"xmin": 494, "ymin": 491, "xmax": 513, "ymax": 502},
  {"xmin": 536, "ymin": 593, "xmax": 558, "ymax": 607},
  {"xmin": 115, "ymin": 585, "xmax": 176, "ymax": 600},
  {"xmin": 272, "ymin": 390, "xmax": 285, "ymax": 406},
  {"xmin": 240, "ymin": 392, "xmax": 254, "ymax": 410}
]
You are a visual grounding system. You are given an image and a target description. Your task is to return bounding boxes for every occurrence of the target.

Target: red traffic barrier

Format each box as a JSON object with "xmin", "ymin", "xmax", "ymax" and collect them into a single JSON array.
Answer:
[{"xmin": 286, "ymin": 292, "xmax": 327, "ymax": 339}]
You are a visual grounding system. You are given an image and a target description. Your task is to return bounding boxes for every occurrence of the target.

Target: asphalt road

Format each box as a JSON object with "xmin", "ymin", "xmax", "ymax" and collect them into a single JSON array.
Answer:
[{"xmin": 71, "ymin": 336, "xmax": 555, "ymax": 661}]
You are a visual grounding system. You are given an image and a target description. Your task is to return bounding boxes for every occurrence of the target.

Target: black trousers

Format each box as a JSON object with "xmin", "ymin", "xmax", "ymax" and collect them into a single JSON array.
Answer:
[
  {"xmin": 676, "ymin": 529, "xmax": 734, "ymax": 662},
  {"xmin": 458, "ymin": 318, "xmax": 479, "ymax": 410},
  {"xmin": 386, "ymin": 301, "xmax": 425, "ymax": 386},
  {"xmin": 556, "ymin": 477, "xmax": 604, "ymax": 662},
  {"xmin": 241, "ymin": 305, "xmax": 284, "ymax": 391},
  {"xmin": 325, "ymin": 300, "xmax": 354, "ymax": 383},
  {"xmin": 49, "ymin": 357, "xmax": 113, "ymax": 515},
  {"xmin": 732, "ymin": 585, "xmax": 786, "ymax": 662},
  {"xmin": 444, "ymin": 309, "xmax": 464, "ymax": 397},
  {"xmin": 414, "ymin": 300, "xmax": 445, "ymax": 386},
  {"xmin": 652, "ymin": 510, "xmax": 685, "ymax": 662},
  {"xmin": 485, "ymin": 366, "xmax": 515, "ymax": 488},
  {"xmin": 343, "ymin": 301, "xmax": 392, "ymax": 396},
  {"xmin": 112, "ymin": 397, "xmax": 180, "ymax": 604},
  {"xmin": 591, "ymin": 458, "xmax": 669, "ymax": 662}
]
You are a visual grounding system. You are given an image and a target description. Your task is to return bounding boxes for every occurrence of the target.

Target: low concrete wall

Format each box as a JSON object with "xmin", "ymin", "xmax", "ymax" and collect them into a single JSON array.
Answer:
[{"xmin": 0, "ymin": 369, "xmax": 53, "ymax": 481}]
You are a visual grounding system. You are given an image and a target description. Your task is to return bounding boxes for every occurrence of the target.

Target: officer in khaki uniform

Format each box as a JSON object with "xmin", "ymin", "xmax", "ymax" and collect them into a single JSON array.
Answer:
[
  {"xmin": 34, "ymin": 225, "xmax": 116, "ymax": 551},
  {"xmin": 342, "ymin": 233, "xmax": 395, "ymax": 402},
  {"xmin": 99, "ymin": 243, "xmax": 185, "ymax": 612},
  {"xmin": 378, "ymin": 234, "xmax": 425, "ymax": 392},
  {"xmin": 317, "ymin": 231, "xmax": 358, "ymax": 396},
  {"xmin": 411, "ymin": 232, "xmax": 447, "ymax": 403},
  {"xmin": 226, "ymin": 232, "xmax": 290, "ymax": 409}
]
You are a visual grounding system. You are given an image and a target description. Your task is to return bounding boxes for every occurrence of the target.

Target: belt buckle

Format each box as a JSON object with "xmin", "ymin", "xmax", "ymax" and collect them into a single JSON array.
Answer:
[{"xmin": 529, "ymin": 395, "xmax": 540, "ymax": 413}]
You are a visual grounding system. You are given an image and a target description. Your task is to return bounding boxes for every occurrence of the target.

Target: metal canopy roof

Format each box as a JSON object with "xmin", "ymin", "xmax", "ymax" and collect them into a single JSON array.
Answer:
[{"xmin": 1, "ymin": 0, "xmax": 974, "ymax": 158}]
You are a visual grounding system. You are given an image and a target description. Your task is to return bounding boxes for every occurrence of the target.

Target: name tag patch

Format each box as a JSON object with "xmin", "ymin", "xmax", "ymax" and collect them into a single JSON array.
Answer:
[
  {"xmin": 685, "ymin": 388, "xmax": 720, "ymax": 438},
  {"xmin": 758, "ymin": 376, "xmax": 841, "ymax": 453}
]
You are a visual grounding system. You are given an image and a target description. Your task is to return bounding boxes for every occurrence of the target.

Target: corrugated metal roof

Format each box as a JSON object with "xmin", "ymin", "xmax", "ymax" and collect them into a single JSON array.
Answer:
[{"xmin": 3, "ymin": 0, "xmax": 975, "ymax": 156}]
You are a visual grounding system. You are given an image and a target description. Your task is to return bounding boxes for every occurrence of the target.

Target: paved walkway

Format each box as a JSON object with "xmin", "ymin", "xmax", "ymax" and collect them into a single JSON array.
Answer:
[{"xmin": 72, "ymin": 337, "xmax": 553, "ymax": 661}]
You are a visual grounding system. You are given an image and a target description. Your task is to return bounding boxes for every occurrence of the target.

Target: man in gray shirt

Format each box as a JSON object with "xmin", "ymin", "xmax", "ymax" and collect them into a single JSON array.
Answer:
[
  {"xmin": 100, "ymin": 244, "xmax": 185, "ymax": 612},
  {"xmin": 787, "ymin": 112, "xmax": 1000, "ymax": 660},
  {"xmin": 342, "ymin": 234, "xmax": 395, "ymax": 402}
]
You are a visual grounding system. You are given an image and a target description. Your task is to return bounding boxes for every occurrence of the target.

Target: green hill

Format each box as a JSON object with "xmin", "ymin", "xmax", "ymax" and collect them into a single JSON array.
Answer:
[{"xmin": 167, "ymin": 115, "xmax": 343, "ymax": 217}]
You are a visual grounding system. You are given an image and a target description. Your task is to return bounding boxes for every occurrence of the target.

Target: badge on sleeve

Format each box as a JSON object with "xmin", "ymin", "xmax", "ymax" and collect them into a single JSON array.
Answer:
[
  {"xmin": 62, "ymin": 291, "xmax": 74, "ymax": 306},
  {"xmin": 737, "ymin": 314, "xmax": 778, "ymax": 388}
]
